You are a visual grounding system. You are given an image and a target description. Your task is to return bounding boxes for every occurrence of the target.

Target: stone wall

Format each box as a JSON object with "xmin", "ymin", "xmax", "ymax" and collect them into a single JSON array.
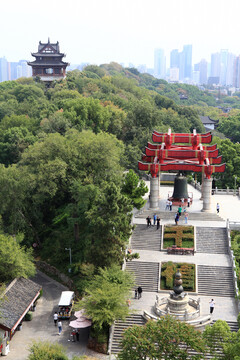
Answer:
[{"xmin": 36, "ymin": 260, "xmax": 74, "ymax": 290}]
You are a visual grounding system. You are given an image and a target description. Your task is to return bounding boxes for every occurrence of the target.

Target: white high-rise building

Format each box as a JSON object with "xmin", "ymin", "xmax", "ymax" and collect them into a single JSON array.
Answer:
[
  {"xmin": 154, "ymin": 48, "xmax": 166, "ymax": 79},
  {"xmin": 169, "ymin": 67, "xmax": 179, "ymax": 82}
]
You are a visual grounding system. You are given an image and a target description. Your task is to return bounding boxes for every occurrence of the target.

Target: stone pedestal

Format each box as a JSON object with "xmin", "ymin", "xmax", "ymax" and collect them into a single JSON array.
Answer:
[
  {"xmin": 168, "ymin": 295, "xmax": 190, "ymax": 313},
  {"xmin": 201, "ymin": 177, "xmax": 212, "ymax": 212},
  {"xmin": 150, "ymin": 176, "xmax": 159, "ymax": 209}
]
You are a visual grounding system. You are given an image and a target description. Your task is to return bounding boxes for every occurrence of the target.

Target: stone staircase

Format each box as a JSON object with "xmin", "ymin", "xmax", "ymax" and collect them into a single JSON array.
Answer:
[
  {"xmin": 136, "ymin": 210, "xmax": 224, "ymax": 222},
  {"xmin": 198, "ymin": 265, "xmax": 235, "ymax": 297},
  {"xmin": 131, "ymin": 224, "xmax": 161, "ymax": 251},
  {"xmin": 125, "ymin": 261, "xmax": 159, "ymax": 292},
  {"xmin": 110, "ymin": 316, "xmax": 239, "ymax": 357},
  {"xmin": 196, "ymin": 227, "xmax": 228, "ymax": 254},
  {"xmin": 110, "ymin": 314, "xmax": 146, "ymax": 354}
]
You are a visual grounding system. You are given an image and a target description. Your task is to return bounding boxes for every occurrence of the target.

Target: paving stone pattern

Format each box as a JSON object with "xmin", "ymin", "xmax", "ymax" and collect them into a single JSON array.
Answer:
[
  {"xmin": 131, "ymin": 224, "xmax": 161, "ymax": 251},
  {"xmin": 198, "ymin": 265, "xmax": 235, "ymax": 297},
  {"xmin": 196, "ymin": 227, "xmax": 228, "ymax": 254},
  {"xmin": 125, "ymin": 261, "xmax": 159, "ymax": 292}
]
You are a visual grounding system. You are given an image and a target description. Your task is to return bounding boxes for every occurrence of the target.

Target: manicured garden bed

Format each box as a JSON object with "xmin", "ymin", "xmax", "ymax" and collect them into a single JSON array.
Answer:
[
  {"xmin": 163, "ymin": 225, "xmax": 194, "ymax": 249},
  {"xmin": 160, "ymin": 261, "xmax": 196, "ymax": 292}
]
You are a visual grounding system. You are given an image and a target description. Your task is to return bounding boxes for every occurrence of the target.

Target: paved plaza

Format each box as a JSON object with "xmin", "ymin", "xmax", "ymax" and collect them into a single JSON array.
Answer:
[
  {"xmin": 130, "ymin": 182, "xmax": 240, "ymax": 322},
  {"xmin": 110, "ymin": 181, "xmax": 240, "ymax": 355}
]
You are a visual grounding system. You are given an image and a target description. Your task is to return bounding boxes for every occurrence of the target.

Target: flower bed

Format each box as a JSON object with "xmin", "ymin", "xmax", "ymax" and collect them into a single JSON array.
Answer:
[
  {"xmin": 163, "ymin": 225, "xmax": 194, "ymax": 248},
  {"xmin": 160, "ymin": 261, "xmax": 195, "ymax": 292}
]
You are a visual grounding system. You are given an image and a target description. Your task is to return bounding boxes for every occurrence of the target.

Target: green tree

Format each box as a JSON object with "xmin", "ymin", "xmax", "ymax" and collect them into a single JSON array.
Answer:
[
  {"xmin": 75, "ymin": 265, "xmax": 134, "ymax": 331},
  {"xmin": 0, "ymin": 233, "xmax": 35, "ymax": 282},
  {"xmin": 85, "ymin": 182, "xmax": 132, "ymax": 267},
  {"xmin": 122, "ymin": 169, "xmax": 148, "ymax": 209},
  {"xmin": 118, "ymin": 316, "xmax": 206, "ymax": 360},
  {"xmin": 203, "ymin": 320, "xmax": 233, "ymax": 359}
]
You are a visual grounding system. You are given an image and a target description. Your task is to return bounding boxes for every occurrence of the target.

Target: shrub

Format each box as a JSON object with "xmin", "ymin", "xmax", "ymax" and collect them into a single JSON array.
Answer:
[
  {"xmin": 163, "ymin": 225, "xmax": 194, "ymax": 248},
  {"xmin": 161, "ymin": 262, "xmax": 195, "ymax": 291},
  {"xmin": 25, "ymin": 311, "xmax": 33, "ymax": 321}
]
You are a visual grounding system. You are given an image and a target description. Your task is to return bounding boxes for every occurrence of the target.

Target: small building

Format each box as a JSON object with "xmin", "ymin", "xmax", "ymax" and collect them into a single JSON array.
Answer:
[
  {"xmin": 199, "ymin": 116, "xmax": 219, "ymax": 130},
  {"xmin": 28, "ymin": 38, "xmax": 69, "ymax": 82},
  {"xmin": 0, "ymin": 277, "xmax": 41, "ymax": 352}
]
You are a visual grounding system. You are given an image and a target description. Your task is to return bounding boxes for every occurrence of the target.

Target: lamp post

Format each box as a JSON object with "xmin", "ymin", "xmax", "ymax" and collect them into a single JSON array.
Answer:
[
  {"xmin": 234, "ymin": 176, "xmax": 237, "ymax": 196},
  {"xmin": 65, "ymin": 248, "xmax": 72, "ymax": 272}
]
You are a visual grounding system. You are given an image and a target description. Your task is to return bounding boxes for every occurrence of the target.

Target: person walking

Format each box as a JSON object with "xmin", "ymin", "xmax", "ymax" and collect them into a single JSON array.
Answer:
[
  {"xmin": 146, "ymin": 216, "xmax": 151, "ymax": 227},
  {"xmin": 209, "ymin": 299, "xmax": 215, "ymax": 314},
  {"xmin": 156, "ymin": 216, "xmax": 160, "ymax": 230},
  {"xmin": 175, "ymin": 213, "xmax": 179, "ymax": 225},
  {"xmin": 137, "ymin": 286, "xmax": 143, "ymax": 299},
  {"xmin": 169, "ymin": 200, "xmax": 172, "ymax": 211},
  {"xmin": 178, "ymin": 205, "xmax": 182, "ymax": 217},
  {"xmin": 165, "ymin": 199, "xmax": 169, "ymax": 211},
  {"xmin": 216, "ymin": 203, "xmax": 220, "ymax": 213},
  {"xmin": 58, "ymin": 320, "xmax": 62, "ymax": 335},
  {"xmin": 153, "ymin": 213, "xmax": 157, "ymax": 226},
  {"xmin": 135, "ymin": 289, "xmax": 138, "ymax": 299},
  {"xmin": 184, "ymin": 212, "xmax": 189, "ymax": 224},
  {"xmin": 53, "ymin": 312, "xmax": 58, "ymax": 326},
  {"xmin": 187, "ymin": 197, "xmax": 191, "ymax": 207}
]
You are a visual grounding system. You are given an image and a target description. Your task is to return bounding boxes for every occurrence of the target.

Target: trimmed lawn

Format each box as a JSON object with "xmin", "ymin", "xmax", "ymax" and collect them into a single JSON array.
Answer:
[{"xmin": 163, "ymin": 225, "xmax": 194, "ymax": 248}]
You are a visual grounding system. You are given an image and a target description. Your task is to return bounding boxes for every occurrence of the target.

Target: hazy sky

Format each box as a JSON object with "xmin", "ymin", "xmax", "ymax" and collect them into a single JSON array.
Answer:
[{"xmin": 1, "ymin": 0, "xmax": 240, "ymax": 67}]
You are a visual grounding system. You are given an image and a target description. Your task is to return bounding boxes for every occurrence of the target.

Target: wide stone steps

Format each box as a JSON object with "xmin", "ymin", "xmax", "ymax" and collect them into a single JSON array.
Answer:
[
  {"xmin": 131, "ymin": 224, "xmax": 161, "ymax": 251},
  {"xmin": 125, "ymin": 261, "xmax": 159, "ymax": 292},
  {"xmin": 198, "ymin": 265, "xmax": 235, "ymax": 297},
  {"xmin": 111, "ymin": 316, "xmax": 238, "ymax": 357},
  {"xmin": 111, "ymin": 314, "xmax": 146, "ymax": 354},
  {"xmin": 136, "ymin": 210, "xmax": 224, "ymax": 221},
  {"xmin": 196, "ymin": 227, "xmax": 228, "ymax": 254}
]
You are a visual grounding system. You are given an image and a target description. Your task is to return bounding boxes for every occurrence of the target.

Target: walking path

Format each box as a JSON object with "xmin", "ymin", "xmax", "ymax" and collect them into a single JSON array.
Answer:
[
  {"xmin": 110, "ymin": 182, "xmax": 240, "ymax": 356},
  {"xmin": 6, "ymin": 271, "xmax": 107, "ymax": 360}
]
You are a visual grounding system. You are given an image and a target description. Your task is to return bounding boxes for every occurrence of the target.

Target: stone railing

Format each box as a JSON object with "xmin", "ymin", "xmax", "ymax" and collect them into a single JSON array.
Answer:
[
  {"xmin": 228, "ymin": 220, "xmax": 240, "ymax": 230},
  {"xmin": 213, "ymin": 187, "xmax": 240, "ymax": 195},
  {"xmin": 107, "ymin": 322, "xmax": 115, "ymax": 355},
  {"xmin": 226, "ymin": 219, "xmax": 240, "ymax": 310},
  {"xmin": 190, "ymin": 180, "xmax": 240, "ymax": 196}
]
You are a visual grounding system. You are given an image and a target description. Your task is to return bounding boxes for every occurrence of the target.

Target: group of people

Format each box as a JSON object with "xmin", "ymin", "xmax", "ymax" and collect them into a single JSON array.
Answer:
[
  {"xmin": 146, "ymin": 214, "xmax": 161, "ymax": 229},
  {"xmin": 165, "ymin": 199, "xmax": 173, "ymax": 211},
  {"xmin": 175, "ymin": 205, "xmax": 189, "ymax": 225},
  {"xmin": 53, "ymin": 312, "xmax": 63, "ymax": 335}
]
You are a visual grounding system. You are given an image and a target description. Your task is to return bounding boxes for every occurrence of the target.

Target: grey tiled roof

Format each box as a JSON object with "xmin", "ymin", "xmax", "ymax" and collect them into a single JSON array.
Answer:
[
  {"xmin": 200, "ymin": 116, "xmax": 219, "ymax": 125},
  {"xmin": 0, "ymin": 278, "xmax": 41, "ymax": 330}
]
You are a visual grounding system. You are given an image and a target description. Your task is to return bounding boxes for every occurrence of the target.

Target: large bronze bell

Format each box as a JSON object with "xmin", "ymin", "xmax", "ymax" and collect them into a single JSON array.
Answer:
[{"xmin": 172, "ymin": 176, "xmax": 188, "ymax": 200}]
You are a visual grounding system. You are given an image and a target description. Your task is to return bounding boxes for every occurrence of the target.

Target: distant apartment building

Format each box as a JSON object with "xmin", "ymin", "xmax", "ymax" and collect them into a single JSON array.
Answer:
[
  {"xmin": 194, "ymin": 59, "xmax": 207, "ymax": 85},
  {"xmin": 210, "ymin": 53, "xmax": 221, "ymax": 82},
  {"xmin": 170, "ymin": 49, "xmax": 179, "ymax": 68},
  {"xmin": 0, "ymin": 57, "xmax": 32, "ymax": 82},
  {"xmin": 0, "ymin": 57, "xmax": 8, "ymax": 82},
  {"xmin": 169, "ymin": 67, "xmax": 179, "ymax": 82},
  {"xmin": 182, "ymin": 44, "xmax": 192, "ymax": 80},
  {"xmin": 154, "ymin": 48, "xmax": 166, "ymax": 79},
  {"xmin": 226, "ymin": 53, "xmax": 236, "ymax": 86},
  {"xmin": 233, "ymin": 56, "xmax": 240, "ymax": 88}
]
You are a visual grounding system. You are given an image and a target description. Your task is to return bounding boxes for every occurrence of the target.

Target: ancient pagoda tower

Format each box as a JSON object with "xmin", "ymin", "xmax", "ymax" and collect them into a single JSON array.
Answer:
[{"xmin": 28, "ymin": 38, "xmax": 69, "ymax": 82}]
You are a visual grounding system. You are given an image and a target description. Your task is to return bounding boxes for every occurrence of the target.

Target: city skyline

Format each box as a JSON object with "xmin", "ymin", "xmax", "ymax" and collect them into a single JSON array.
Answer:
[{"xmin": 1, "ymin": 0, "xmax": 240, "ymax": 68}]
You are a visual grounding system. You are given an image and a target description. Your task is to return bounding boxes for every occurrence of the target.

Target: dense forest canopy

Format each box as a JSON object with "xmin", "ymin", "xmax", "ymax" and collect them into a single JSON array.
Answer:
[{"xmin": 0, "ymin": 63, "xmax": 239, "ymax": 287}]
